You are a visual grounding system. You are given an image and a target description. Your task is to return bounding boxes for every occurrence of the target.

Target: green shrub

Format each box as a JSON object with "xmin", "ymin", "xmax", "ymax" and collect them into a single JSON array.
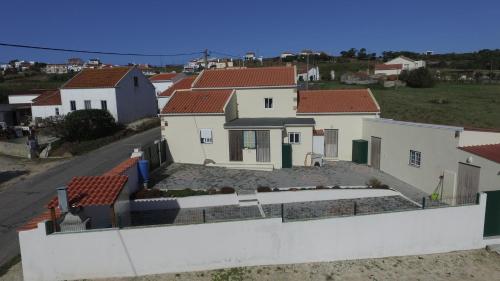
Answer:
[
  {"xmin": 257, "ymin": 186, "xmax": 271, "ymax": 192},
  {"xmin": 165, "ymin": 188, "xmax": 208, "ymax": 197},
  {"xmin": 401, "ymin": 68, "xmax": 436, "ymax": 88},
  {"xmin": 64, "ymin": 109, "xmax": 119, "ymax": 141},
  {"xmin": 132, "ymin": 188, "xmax": 163, "ymax": 199},
  {"xmin": 220, "ymin": 187, "xmax": 235, "ymax": 194}
]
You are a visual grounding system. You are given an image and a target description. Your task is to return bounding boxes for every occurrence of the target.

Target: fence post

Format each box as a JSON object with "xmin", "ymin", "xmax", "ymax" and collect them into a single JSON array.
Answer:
[
  {"xmin": 422, "ymin": 197, "xmax": 426, "ymax": 209},
  {"xmin": 203, "ymin": 209, "xmax": 206, "ymax": 223},
  {"xmin": 281, "ymin": 203, "xmax": 284, "ymax": 223},
  {"xmin": 353, "ymin": 201, "xmax": 357, "ymax": 215}
]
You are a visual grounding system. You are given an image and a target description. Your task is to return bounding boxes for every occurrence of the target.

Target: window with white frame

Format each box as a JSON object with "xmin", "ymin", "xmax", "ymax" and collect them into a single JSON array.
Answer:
[
  {"xmin": 200, "ymin": 128, "xmax": 213, "ymax": 144},
  {"xmin": 243, "ymin": 130, "xmax": 256, "ymax": 149},
  {"xmin": 288, "ymin": 132, "xmax": 300, "ymax": 144},
  {"xmin": 264, "ymin": 98, "xmax": 273, "ymax": 109},
  {"xmin": 55, "ymin": 108, "xmax": 59, "ymax": 116},
  {"xmin": 84, "ymin": 100, "xmax": 91, "ymax": 109},
  {"xmin": 409, "ymin": 150, "xmax": 421, "ymax": 167}
]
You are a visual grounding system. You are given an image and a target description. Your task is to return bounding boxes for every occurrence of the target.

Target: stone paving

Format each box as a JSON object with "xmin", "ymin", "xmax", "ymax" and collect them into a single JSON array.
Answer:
[
  {"xmin": 130, "ymin": 195, "xmax": 420, "ymax": 227},
  {"xmin": 151, "ymin": 161, "xmax": 427, "ymax": 202}
]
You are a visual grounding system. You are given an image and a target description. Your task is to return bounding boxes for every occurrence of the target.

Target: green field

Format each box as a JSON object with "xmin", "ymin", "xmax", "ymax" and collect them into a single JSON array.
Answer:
[
  {"xmin": 314, "ymin": 82, "xmax": 500, "ymax": 129},
  {"xmin": 0, "ymin": 74, "xmax": 67, "ymax": 103}
]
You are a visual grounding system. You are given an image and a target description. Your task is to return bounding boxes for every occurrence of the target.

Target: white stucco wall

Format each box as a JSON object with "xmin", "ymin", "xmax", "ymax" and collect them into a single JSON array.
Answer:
[
  {"xmin": 157, "ymin": 97, "xmax": 169, "ymax": 112},
  {"xmin": 152, "ymin": 81, "xmax": 173, "ymax": 95},
  {"xmin": 299, "ymin": 114, "xmax": 379, "ymax": 161},
  {"xmin": 459, "ymin": 130, "xmax": 500, "ymax": 146},
  {"xmin": 284, "ymin": 126, "xmax": 313, "ymax": 166},
  {"xmin": 235, "ymin": 88, "xmax": 297, "ymax": 118},
  {"xmin": 19, "ymin": 194, "xmax": 486, "ymax": 281},
  {"xmin": 386, "ymin": 57, "xmax": 424, "ymax": 70},
  {"xmin": 374, "ymin": 69, "xmax": 401, "ymax": 76},
  {"xmin": 362, "ymin": 119, "xmax": 462, "ymax": 195},
  {"xmin": 60, "ymin": 88, "xmax": 118, "ymax": 120},
  {"xmin": 8, "ymin": 94, "xmax": 39, "ymax": 104},
  {"xmin": 31, "ymin": 105, "xmax": 62, "ymax": 119},
  {"xmin": 115, "ymin": 68, "xmax": 157, "ymax": 124},
  {"xmin": 162, "ymin": 115, "xmax": 229, "ymax": 165}
]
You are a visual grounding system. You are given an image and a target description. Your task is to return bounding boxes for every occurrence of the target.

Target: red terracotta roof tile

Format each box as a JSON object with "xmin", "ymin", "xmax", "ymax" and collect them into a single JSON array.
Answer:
[
  {"xmin": 297, "ymin": 89, "xmax": 380, "ymax": 113},
  {"xmin": 104, "ymin": 157, "xmax": 139, "ymax": 176},
  {"xmin": 62, "ymin": 67, "xmax": 132, "ymax": 89},
  {"xmin": 47, "ymin": 175, "xmax": 128, "ymax": 209},
  {"xmin": 18, "ymin": 209, "xmax": 61, "ymax": 232},
  {"xmin": 158, "ymin": 76, "xmax": 197, "ymax": 97},
  {"xmin": 31, "ymin": 90, "xmax": 61, "ymax": 106},
  {"xmin": 161, "ymin": 90, "xmax": 233, "ymax": 114},
  {"xmin": 375, "ymin": 64, "xmax": 403, "ymax": 70},
  {"xmin": 193, "ymin": 66, "xmax": 296, "ymax": 88},
  {"xmin": 459, "ymin": 143, "xmax": 500, "ymax": 164},
  {"xmin": 150, "ymin": 73, "xmax": 179, "ymax": 81}
]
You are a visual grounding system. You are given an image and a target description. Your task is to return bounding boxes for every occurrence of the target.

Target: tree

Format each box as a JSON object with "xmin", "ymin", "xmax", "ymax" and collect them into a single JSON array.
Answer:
[
  {"xmin": 357, "ymin": 48, "xmax": 367, "ymax": 60},
  {"xmin": 401, "ymin": 68, "xmax": 436, "ymax": 88},
  {"xmin": 340, "ymin": 48, "xmax": 357, "ymax": 58},
  {"xmin": 0, "ymin": 74, "xmax": 4, "ymax": 83},
  {"xmin": 63, "ymin": 109, "xmax": 119, "ymax": 141}
]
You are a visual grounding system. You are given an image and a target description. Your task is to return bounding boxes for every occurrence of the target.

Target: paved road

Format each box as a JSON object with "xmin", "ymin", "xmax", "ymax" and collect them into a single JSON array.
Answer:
[{"xmin": 0, "ymin": 128, "xmax": 160, "ymax": 267}]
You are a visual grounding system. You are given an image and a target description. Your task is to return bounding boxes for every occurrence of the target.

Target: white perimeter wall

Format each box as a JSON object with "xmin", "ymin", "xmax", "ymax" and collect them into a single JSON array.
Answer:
[
  {"xmin": 459, "ymin": 130, "xmax": 500, "ymax": 146},
  {"xmin": 31, "ymin": 105, "xmax": 62, "ymax": 119},
  {"xmin": 300, "ymin": 114, "xmax": 378, "ymax": 161},
  {"xmin": 362, "ymin": 119, "xmax": 461, "ymax": 195},
  {"xmin": 19, "ymin": 194, "xmax": 486, "ymax": 281}
]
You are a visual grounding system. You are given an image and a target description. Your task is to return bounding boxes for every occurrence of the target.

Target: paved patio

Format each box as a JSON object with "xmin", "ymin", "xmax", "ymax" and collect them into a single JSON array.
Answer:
[{"xmin": 151, "ymin": 161, "xmax": 427, "ymax": 202}]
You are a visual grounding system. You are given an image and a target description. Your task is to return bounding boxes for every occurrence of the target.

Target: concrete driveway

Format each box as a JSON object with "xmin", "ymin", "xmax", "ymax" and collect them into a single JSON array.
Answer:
[{"xmin": 152, "ymin": 161, "xmax": 427, "ymax": 201}]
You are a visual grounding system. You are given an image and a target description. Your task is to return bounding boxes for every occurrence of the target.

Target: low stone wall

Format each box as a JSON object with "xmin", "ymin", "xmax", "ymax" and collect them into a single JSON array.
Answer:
[{"xmin": 0, "ymin": 141, "xmax": 29, "ymax": 158}]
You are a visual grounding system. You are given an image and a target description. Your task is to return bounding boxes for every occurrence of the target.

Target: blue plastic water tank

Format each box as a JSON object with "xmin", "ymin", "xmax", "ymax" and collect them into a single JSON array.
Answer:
[{"xmin": 138, "ymin": 160, "xmax": 150, "ymax": 184}]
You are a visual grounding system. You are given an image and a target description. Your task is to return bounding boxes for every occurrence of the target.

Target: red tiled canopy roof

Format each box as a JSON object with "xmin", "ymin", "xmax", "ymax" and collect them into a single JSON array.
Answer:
[
  {"xmin": 193, "ymin": 66, "xmax": 296, "ymax": 88},
  {"xmin": 32, "ymin": 90, "xmax": 61, "ymax": 106},
  {"xmin": 161, "ymin": 90, "xmax": 233, "ymax": 114},
  {"xmin": 150, "ymin": 73, "xmax": 179, "ymax": 82},
  {"xmin": 62, "ymin": 67, "xmax": 132, "ymax": 89},
  {"xmin": 459, "ymin": 143, "xmax": 500, "ymax": 164},
  {"xmin": 375, "ymin": 64, "xmax": 403, "ymax": 70},
  {"xmin": 159, "ymin": 76, "xmax": 197, "ymax": 97},
  {"xmin": 297, "ymin": 89, "xmax": 380, "ymax": 113},
  {"xmin": 47, "ymin": 175, "xmax": 128, "ymax": 209}
]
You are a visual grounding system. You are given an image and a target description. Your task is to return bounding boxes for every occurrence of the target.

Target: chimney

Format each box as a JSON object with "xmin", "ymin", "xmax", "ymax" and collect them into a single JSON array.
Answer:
[{"xmin": 57, "ymin": 186, "xmax": 69, "ymax": 213}]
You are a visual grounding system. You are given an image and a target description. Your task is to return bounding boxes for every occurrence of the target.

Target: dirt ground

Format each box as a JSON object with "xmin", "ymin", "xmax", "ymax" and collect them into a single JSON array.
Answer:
[
  {"xmin": 2, "ymin": 249, "xmax": 500, "ymax": 281},
  {"xmin": 0, "ymin": 155, "xmax": 65, "ymax": 192}
]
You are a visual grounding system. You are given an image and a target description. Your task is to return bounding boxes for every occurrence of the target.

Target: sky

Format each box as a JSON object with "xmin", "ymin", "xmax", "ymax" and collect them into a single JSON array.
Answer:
[{"xmin": 1, "ymin": 0, "xmax": 500, "ymax": 65}]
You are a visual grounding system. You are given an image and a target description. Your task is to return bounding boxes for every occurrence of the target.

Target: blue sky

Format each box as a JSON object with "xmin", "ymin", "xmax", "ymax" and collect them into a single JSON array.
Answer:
[{"xmin": 1, "ymin": 0, "xmax": 499, "ymax": 65}]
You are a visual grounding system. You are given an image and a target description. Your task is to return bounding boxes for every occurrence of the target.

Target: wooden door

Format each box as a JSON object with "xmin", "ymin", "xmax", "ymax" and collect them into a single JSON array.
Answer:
[
  {"xmin": 370, "ymin": 136, "xmax": 381, "ymax": 169},
  {"xmin": 229, "ymin": 130, "xmax": 243, "ymax": 161},
  {"xmin": 456, "ymin": 162, "xmax": 480, "ymax": 204},
  {"xmin": 324, "ymin": 129, "xmax": 338, "ymax": 158}
]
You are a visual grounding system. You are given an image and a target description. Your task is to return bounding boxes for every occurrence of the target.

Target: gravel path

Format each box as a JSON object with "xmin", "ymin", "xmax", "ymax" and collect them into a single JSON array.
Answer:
[{"xmin": 151, "ymin": 161, "xmax": 427, "ymax": 202}]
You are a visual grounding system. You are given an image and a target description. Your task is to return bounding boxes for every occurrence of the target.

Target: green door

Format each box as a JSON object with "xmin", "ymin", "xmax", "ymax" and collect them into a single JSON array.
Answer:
[
  {"xmin": 352, "ymin": 140, "xmax": 368, "ymax": 164},
  {"xmin": 484, "ymin": 190, "xmax": 500, "ymax": 237},
  {"xmin": 282, "ymin": 143, "xmax": 292, "ymax": 168}
]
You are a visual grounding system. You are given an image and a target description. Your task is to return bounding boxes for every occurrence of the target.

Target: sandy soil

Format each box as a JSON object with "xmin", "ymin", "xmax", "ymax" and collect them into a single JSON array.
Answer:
[
  {"xmin": 2, "ymin": 249, "xmax": 500, "ymax": 281},
  {"xmin": 0, "ymin": 155, "xmax": 66, "ymax": 192}
]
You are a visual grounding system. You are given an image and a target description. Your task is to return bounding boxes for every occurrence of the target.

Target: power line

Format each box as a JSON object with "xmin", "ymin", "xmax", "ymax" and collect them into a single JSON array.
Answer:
[{"xmin": 0, "ymin": 42, "xmax": 203, "ymax": 57}]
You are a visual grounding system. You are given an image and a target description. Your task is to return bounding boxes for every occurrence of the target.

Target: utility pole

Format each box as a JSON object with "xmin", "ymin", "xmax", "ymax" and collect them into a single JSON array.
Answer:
[
  {"xmin": 203, "ymin": 49, "xmax": 208, "ymax": 69},
  {"xmin": 305, "ymin": 53, "xmax": 309, "ymax": 90}
]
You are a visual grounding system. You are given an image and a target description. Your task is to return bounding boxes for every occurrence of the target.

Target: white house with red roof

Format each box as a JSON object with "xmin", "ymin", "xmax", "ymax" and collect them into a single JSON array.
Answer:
[
  {"xmin": 375, "ymin": 56, "xmax": 426, "ymax": 76},
  {"xmin": 149, "ymin": 72, "xmax": 185, "ymax": 96},
  {"xmin": 160, "ymin": 66, "xmax": 380, "ymax": 170},
  {"xmin": 60, "ymin": 66, "xmax": 157, "ymax": 123},
  {"xmin": 31, "ymin": 90, "xmax": 62, "ymax": 121}
]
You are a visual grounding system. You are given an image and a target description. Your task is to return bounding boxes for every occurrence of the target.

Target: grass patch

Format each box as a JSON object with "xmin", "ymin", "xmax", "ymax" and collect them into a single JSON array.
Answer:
[
  {"xmin": 211, "ymin": 267, "xmax": 250, "ymax": 281},
  {"xmin": 315, "ymin": 82, "xmax": 500, "ymax": 129},
  {"xmin": 0, "ymin": 254, "xmax": 21, "ymax": 277}
]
